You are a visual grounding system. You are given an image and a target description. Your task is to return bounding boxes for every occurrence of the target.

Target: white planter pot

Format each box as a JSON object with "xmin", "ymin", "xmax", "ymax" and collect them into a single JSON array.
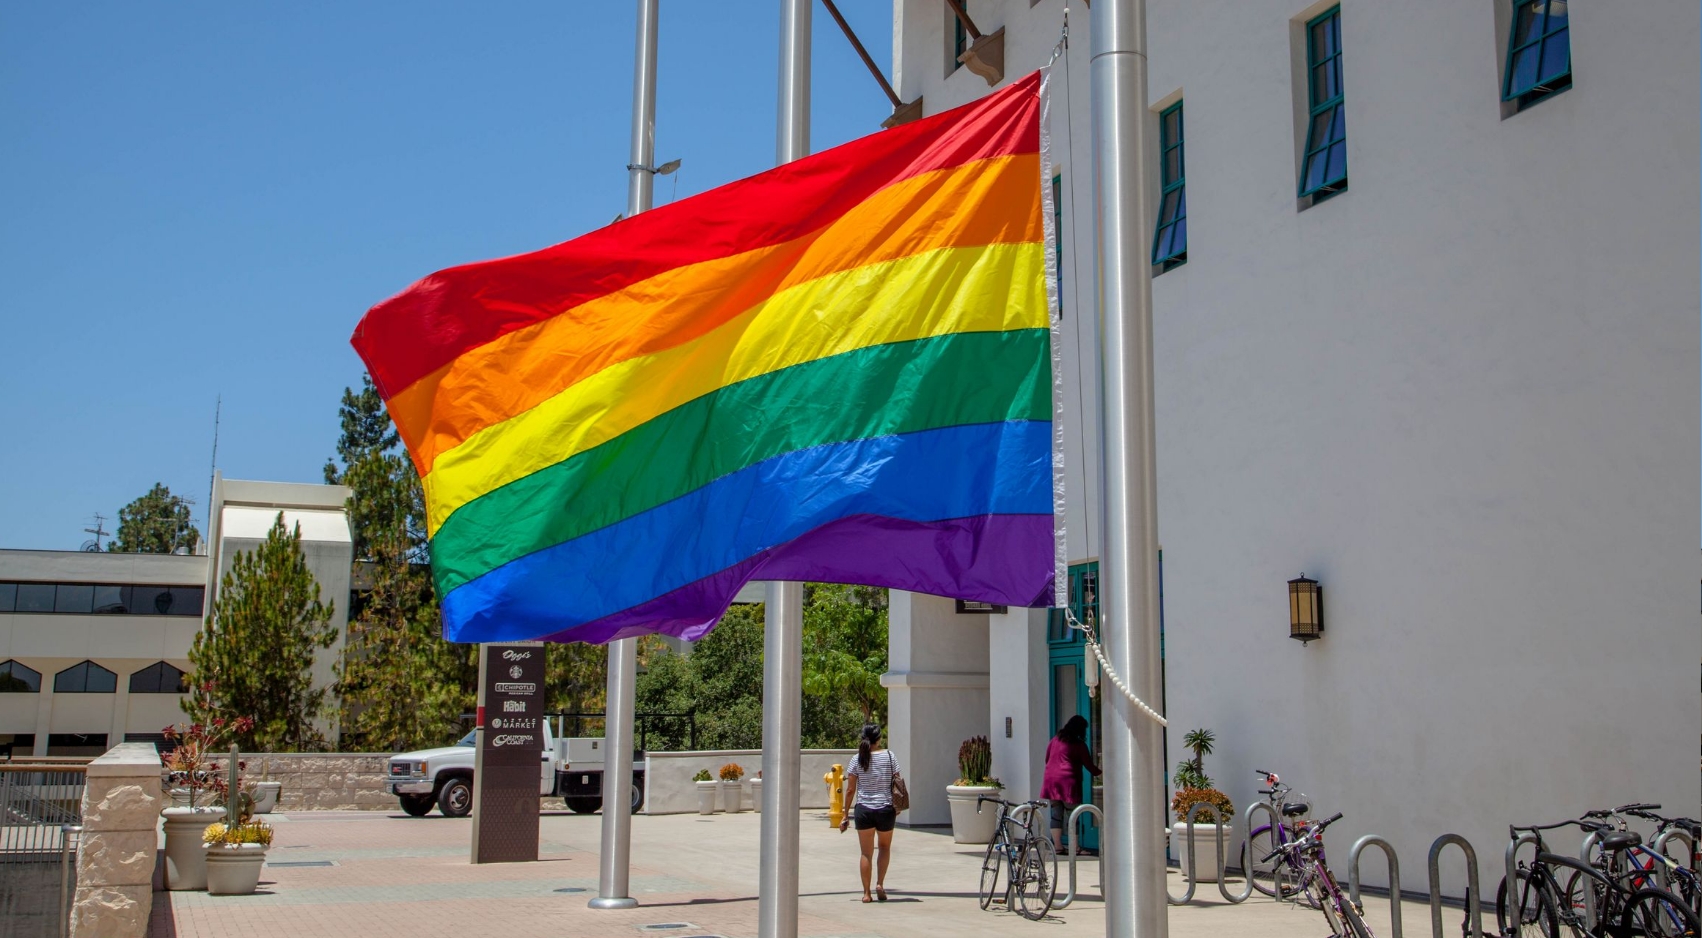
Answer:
[
  {"xmin": 720, "ymin": 779, "xmax": 745, "ymax": 813},
  {"xmin": 162, "ymin": 806, "xmax": 226, "ymax": 890},
  {"xmin": 204, "ymin": 843, "xmax": 269, "ymax": 895},
  {"xmin": 945, "ymin": 785, "xmax": 1003, "ymax": 844},
  {"xmin": 748, "ymin": 778, "xmax": 762, "ymax": 813},
  {"xmin": 695, "ymin": 780, "xmax": 719, "ymax": 815},
  {"xmin": 1172, "ymin": 822, "xmax": 1237, "ymax": 882},
  {"xmin": 251, "ymin": 782, "xmax": 282, "ymax": 814}
]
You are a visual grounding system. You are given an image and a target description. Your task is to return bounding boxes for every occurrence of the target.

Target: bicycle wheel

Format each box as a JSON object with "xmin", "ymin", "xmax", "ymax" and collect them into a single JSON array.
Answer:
[
  {"xmin": 1497, "ymin": 871, "xmax": 1560, "ymax": 938},
  {"xmin": 1246, "ymin": 825, "xmax": 1280, "ymax": 897},
  {"xmin": 1564, "ymin": 868, "xmax": 1615, "ymax": 929},
  {"xmin": 1621, "ymin": 887, "xmax": 1700, "ymax": 937},
  {"xmin": 1339, "ymin": 896, "xmax": 1377, "ymax": 938},
  {"xmin": 1015, "ymin": 836, "xmax": 1057, "ymax": 921},
  {"xmin": 979, "ymin": 840, "xmax": 1005, "ymax": 910}
]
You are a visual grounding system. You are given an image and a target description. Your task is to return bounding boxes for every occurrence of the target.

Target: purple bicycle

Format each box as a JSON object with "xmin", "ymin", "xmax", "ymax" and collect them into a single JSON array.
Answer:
[{"xmin": 1244, "ymin": 769, "xmax": 1319, "ymax": 902}]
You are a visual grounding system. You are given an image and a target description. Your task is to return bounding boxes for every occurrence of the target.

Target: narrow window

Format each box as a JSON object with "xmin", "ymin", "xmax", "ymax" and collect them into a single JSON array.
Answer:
[
  {"xmin": 1052, "ymin": 174, "xmax": 1065, "ymax": 301},
  {"xmin": 129, "ymin": 661, "xmax": 189, "ymax": 694},
  {"xmin": 0, "ymin": 583, "xmax": 15, "ymax": 612},
  {"xmin": 1299, "ymin": 7, "xmax": 1347, "ymax": 199},
  {"xmin": 954, "ymin": 9, "xmax": 968, "ymax": 63},
  {"xmin": 54, "ymin": 660, "xmax": 117, "ymax": 694},
  {"xmin": 0, "ymin": 660, "xmax": 41, "ymax": 693},
  {"xmin": 1152, "ymin": 101, "xmax": 1187, "ymax": 270},
  {"xmin": 1504, "ymin": 0, "xmax": 1571, "ymax": 110}
]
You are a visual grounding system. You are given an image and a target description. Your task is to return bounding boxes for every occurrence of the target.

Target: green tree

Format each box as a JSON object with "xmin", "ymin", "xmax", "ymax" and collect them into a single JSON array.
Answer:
[
  {"xmin": 109, "ymin": 483, "xmax": 200, "ymax": 554},
  {"xmin": 801, "ymin": 583, "xmax": 888, "ymax": 733},
  {"xmin": 326, "ymin": 374, "xmax": 478, "ymax": 751},
  {"xmin": 186, "ymin": 514, "xmax": 338, "ymax": 751}
]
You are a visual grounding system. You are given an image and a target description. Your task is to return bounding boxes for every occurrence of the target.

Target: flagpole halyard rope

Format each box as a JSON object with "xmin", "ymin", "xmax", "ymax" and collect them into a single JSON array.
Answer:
[{"xmin": 1066, "ymin": 609, "xmax": 1167, "ymax": 727}]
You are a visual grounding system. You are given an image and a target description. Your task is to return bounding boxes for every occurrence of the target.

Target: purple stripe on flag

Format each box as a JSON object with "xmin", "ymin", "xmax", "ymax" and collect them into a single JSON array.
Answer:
[{"xmin": 535, "ymin": 513, "xmax": 1056, "ymax": 645}]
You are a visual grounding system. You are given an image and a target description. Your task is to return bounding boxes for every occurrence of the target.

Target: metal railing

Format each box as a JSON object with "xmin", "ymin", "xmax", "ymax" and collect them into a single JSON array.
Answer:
[
  {"xmin": 1165, "ymin": 802, "xmax": 1253, "ymax": 905},
  {"xmin": 0, "ymin": 766, "xmax": 86, "ymax": 938},
  {"xmin": 1057, "ymin": 803, "xmax": 1102, "ymax": 910},
  {"xmin": 1347, "ymin": 836, "xmax": 1403, "ymax": 938}
]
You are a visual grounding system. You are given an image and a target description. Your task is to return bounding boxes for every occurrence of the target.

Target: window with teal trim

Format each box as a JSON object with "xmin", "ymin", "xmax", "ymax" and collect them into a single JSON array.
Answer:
[
  {"xmin": 1152, "ymin": 102, "xmax": 1186, "ymax": 269},
  {"xmin": 1503, "ymin": 0, "xmax": 1570, "ymax": 109},
  {"xmin": 1299, "ymin": 7, "xmax": 1347, "ymax": 199},
  {"xmin": 1047, "ymin": 563, "xmax": 1099, "ymax": 644}
]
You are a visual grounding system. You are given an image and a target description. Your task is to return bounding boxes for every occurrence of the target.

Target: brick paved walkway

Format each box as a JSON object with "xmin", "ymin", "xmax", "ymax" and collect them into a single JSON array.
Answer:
[{"xmin": 148, "ymin": 810, "xmax": 1428, "ymax": 938}]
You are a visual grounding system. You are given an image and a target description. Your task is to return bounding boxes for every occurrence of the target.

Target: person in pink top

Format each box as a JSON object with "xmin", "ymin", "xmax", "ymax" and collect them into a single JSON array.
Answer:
[{"xmin": 1040, "ymin": 715, "xmax": 1101, "ymax": 852}]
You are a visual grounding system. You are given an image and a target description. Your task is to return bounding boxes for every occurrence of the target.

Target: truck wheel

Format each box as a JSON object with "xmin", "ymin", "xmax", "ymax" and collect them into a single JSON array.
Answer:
[
  {"xmin": 565, "ymin": 797, "xmax": 601, "ymax": 815},
  {"xmin": 438, "ymin": 777, "xmax": 473, "ymax": 818},
  {"xmin": 398, "ymin": 794, "xmax": 435, "ymax": 817},
  {"xmin": 631, "ymin": 781, "xmax": 644, "ymax": 813}
]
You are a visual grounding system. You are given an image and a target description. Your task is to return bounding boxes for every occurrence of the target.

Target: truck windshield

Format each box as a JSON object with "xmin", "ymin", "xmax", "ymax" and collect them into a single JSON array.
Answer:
[{"xmin": 457, "ymin": 731, "xmax": 475, "ymax": 747}]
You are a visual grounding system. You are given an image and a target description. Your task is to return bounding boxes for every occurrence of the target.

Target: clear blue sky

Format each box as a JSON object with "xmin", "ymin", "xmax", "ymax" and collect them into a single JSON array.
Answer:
[{"xmin": 0, "ymin": 1, "xmax": 896, "ymax": 550}]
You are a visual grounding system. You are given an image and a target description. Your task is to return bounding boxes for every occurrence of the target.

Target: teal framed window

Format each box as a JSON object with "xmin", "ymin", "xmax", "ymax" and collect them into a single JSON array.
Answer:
[
  {"xmin": 952, "ymin": 10, "xmax": 967, "ymax": 70},
  {"xmin": 1503, "ymin": 0, "xmax": 1571, "ymax": 108},
  {"xmin": 1047, "ymin": 562, "xmax": 1099, "ymax": 644},
  {"xmin": 1152, "ymin": 101, "xmax": 1186, "ymax": 269},
  {"xmin": 1299, "ymin": 7, "xmax": 1347, "ymax": 199}
]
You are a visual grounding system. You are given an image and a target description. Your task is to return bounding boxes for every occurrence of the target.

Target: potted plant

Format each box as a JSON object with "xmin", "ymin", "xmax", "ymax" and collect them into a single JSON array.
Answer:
[
  {"xmin": 718, "ymin": 763, "xmax": 746, "ymax": 813},
  {"xmin": 747, "ymin": 770, "xmax": 762, "ymax": 814},
  {"xmin": 1170, "ymin": 728, "xmax": 1236, "ymax": 882},
  {"xmin": 202, "ymin": 815, "xmax": 273, "ymax": 896},
  {"xmin": 160, "ymin": 718, "xmax": 253, "ymax": 891},
  {"xmin": 946, "ymin": 735, "xmax": 1002, "ymax": 844},
  {"xmin": 693, "ymin": 769, "xmax": 718, "ymax": 815}
]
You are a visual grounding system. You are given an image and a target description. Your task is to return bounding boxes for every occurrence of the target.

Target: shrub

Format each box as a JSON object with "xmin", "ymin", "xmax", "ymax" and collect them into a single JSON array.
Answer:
[
  {"xmin": 718, "ymin": 763, "xmax": 745, "ymax": 782},
  {"xmin": 203, "ymin": 819, "xmax": 274, "ymax": 847},
  {"xmin": 1171, "ymin": 787, "xmax": 1235, "ymax": 824},
  {"xmin": 692, "ymin": 769, "xmax": 713, "ymax": 783},
  {"xmin": 956, "ymin": 736, "xmax": 999, "ymax": 787}
]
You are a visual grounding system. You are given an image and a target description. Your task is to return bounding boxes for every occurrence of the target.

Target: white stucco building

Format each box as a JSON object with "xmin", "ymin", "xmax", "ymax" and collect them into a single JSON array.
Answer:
[
  {"xmin": 877, "ymin": 0, "xmax": 1701, "ymax": 884},
  {"xmin": 0, "ymin": 477, "xmax": 353, "ymax": 756}
]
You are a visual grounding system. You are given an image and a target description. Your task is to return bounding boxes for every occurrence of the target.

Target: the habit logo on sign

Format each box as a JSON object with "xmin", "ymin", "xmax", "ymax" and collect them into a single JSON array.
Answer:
[{"xmin": 502, "ymin": 700, "xmax": 526, "ymax": 713}]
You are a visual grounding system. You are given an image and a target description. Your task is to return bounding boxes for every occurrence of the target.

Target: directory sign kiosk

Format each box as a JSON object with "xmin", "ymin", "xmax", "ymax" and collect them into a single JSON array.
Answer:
[{"xmin": 471, "ymin": 642, "xmax": 545, "ymax": 864}]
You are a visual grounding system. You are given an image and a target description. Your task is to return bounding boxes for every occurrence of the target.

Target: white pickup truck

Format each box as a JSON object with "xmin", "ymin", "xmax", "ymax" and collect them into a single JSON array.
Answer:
[{"xmin": 386, "ymin": 722, "xmax": 645, "ymax": 817}]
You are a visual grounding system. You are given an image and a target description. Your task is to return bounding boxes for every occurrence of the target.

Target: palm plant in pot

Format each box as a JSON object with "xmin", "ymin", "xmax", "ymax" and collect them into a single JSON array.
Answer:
[
  {"xmin": 946, "ymin": 735, "xmax": 1002, "ymax": 844},
  {"xmin": 160, "ymin": 717, "xmax": 253, "ymax": 891},
  {"xmin": 693, "ymin": 769, "xmax": 718, "ymax": 815},
  {"xmin": 1169, "ymin": 728, "xmax": 1236, "ymax": 882}
]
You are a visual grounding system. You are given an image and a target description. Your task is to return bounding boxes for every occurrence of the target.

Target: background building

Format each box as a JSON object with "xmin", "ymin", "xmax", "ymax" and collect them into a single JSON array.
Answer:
[
  {"xmin": 0, "ymin": 476, "xmax": 352, "ymax": 756},
  {"xmin": 881, "ymin": 0, "xmax": 1701, "ymax": 882}
]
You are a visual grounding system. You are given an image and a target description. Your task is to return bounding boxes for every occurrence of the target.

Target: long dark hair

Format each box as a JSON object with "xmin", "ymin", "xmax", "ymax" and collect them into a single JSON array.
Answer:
[
  {"xmin": 1056, "ymin": 715, "xmax": 1088, "ymax": 745},
  {"xmin": 857, "ymin": 723, "xmax": 881, "ymax": 770}
]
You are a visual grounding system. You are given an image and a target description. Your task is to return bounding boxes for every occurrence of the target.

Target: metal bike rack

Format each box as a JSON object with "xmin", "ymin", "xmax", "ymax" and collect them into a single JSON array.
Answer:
[
  {"xmin": 1347, "ymin": 835, "xmax": 1403, "ymax": 938},
  {"xmin": 1164, "ymin": 802, "xmax": 1252, "ymax": 906},
  {"xmin": 1241, "ymin": 801, "xmax": 1284, "ymax": 903},
  {"xmin": 1576, "ymin": 830, "xmax": 1603, "ymax": 927},
  {"xmin": 1056, "ymin": 803, "xmax": 1102, "ymax": 910},
  {"xmin": 1653, "ymin": 827, "xmax": 1697, "ymax": 880},
  {"xmin": 1428, "ymin": 834, "xmax": 1485, "ymax": 938}
]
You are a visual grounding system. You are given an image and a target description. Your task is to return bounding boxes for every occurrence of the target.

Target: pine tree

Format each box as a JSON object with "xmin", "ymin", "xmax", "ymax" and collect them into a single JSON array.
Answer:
[
  {"xmin": 186, "ymin": 514, "xmax": 337, "ymax": 751},
  {"xmin": 109, "ymin": 482, "xmax": 200, "ymax": 554}
]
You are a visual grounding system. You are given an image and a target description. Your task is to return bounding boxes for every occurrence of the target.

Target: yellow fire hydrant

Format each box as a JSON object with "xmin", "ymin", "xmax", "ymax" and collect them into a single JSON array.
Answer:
[{"xmin": 825, "ymin": 764, "xmax": 846, "ymax": 828}]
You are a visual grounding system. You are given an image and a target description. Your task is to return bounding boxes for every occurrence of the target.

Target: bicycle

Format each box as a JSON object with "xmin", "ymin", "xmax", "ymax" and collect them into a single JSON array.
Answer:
[
  {"xmin": 1571, "ymin": 805, "xmax": 1702, "ymax": 931},
  {"xmin": 976, "ymin": 796, "xmax": 1057, "ymax": 920},
  {"xmin": 1244, "ymin": 769, "xmax": 1317, "ymax": 902},
  {"xmin": 1497, "ymin": 817, "xmax": 1698, "ymax": 938},
  {"xmin": 1260, "ymin": 811, "xmax": 1376, "ymax": 938}
]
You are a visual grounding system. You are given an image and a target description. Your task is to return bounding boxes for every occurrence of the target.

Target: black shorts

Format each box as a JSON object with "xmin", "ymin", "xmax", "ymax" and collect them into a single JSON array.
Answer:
[{"xmin": 853, "ymin": 804, "xmax": 896, "ymax": 832}]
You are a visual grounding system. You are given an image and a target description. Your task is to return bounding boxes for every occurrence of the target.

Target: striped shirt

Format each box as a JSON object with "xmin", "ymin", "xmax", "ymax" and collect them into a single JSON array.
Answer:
[{"xmin": 847, "ymin": 750, "xmax": 900, "ymax": 809}]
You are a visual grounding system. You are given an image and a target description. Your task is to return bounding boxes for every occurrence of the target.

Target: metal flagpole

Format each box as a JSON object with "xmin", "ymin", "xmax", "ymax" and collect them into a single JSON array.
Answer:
[
  {"xmin": 589, "ymin": 0, "xmax": 658, "ymax": 911},
  {"xmin": 1090, "ymin": 0, "xmax": 1167, "ymax": 936},
  {"xmin": 759, "ymin": 6, "xmax": 809, "ymax": 937}
]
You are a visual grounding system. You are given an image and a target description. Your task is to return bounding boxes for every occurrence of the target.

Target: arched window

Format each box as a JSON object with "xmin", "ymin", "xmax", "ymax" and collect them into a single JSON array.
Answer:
[
  {"xmin": 129, "ymin": 662, "xmax": 189, "ymax": 694},
  {"xmin": 0, "ymin": 660, "xmax": 41, "ymax": 693},
  {"xmin": 54, "ymin": 661, "xmax": 117, "ymax": 694}
]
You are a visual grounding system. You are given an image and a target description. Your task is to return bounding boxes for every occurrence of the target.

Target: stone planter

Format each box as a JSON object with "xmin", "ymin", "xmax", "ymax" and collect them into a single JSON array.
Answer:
[
  {"xmin": 945, "ymin": 785, "xmax": 1002, "ymax": 844},
  {"xmin": 1172, "ymin": 822, "xmax": 1237, "ymax": 882},
  {"xmin": 719, "ymin": 779, "xmax": 745, "ymax": 813},
  {"xmin": 695, "ymin": 780, "xmax": 719, "ymax": 815},
  {"xmin": 204, "ymin": 843, "xmax": 269, "ymax": 895},
  {"xmin": 251, "ymin": 782, "xmax": 282, "ymax": 814},
  {"xmin": 161, "ymin": 806, "xmax": 226, "ymax": 890},
  {"xmin": 748, "ymin": 777, "xmax": 762, "ymax": 813}
]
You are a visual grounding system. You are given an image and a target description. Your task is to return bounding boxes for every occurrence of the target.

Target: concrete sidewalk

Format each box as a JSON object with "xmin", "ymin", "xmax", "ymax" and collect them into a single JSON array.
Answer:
[{"xmin": 149, "ymin": 809, "xmax": 1434, "ymax": 938}]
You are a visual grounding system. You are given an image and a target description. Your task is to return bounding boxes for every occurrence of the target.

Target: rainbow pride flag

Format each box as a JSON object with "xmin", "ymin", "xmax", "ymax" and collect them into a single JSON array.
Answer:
[{"xmin": 351, "ymin": 72, "xmax": 1061, "ymax": 645}]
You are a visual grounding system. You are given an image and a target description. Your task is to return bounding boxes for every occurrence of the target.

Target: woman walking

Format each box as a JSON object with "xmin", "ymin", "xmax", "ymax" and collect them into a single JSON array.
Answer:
[
  {"xmin": 838, "ymin": 723, "xmax": 902, "ymax": 902},
  {"xmin": 1041, "ymin": 715, "xmax": 1101, "ymax": 852}
]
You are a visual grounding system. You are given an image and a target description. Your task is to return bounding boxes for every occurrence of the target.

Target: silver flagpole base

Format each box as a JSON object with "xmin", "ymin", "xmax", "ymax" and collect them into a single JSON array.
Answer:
[{"xmin": 587, "ymin": 897, "xmax": 640, "ymax": 910}]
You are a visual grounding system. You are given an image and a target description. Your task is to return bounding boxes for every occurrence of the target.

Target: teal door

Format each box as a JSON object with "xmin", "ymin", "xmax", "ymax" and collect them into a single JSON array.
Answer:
[{"xmin": 1047, "ymin": 563, "xmax": 1101, "ymax": 851}]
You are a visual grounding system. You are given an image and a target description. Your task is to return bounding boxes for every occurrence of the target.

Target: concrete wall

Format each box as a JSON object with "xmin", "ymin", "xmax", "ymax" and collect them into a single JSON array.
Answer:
[
  {"xmin": 642, "ymin": 750, "xmax": 858, "ymax": 815},
  {"xmin": 882, "ymin": 591, "xmax": 990, "ymax": 826},
  {"xmin": 988, "ymin": 606, "xmax": 1051, "ymax": 801},
  {"xmin": 893, "ymin": 0, "xmax": 1702, "ymax": 893},
  {"xmin": 70, "ymin": 742, "xmax": 163, "ymax": 938},
  {"xmin": 248, "ymin": 752, "xmax": 393, "ymax": 811}
]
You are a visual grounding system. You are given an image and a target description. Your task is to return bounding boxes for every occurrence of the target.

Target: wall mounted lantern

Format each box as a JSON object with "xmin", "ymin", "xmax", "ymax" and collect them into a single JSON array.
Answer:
[{"xmin": 1288, "ymin": 574, "xmax": 1322, "ymax": 644}]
